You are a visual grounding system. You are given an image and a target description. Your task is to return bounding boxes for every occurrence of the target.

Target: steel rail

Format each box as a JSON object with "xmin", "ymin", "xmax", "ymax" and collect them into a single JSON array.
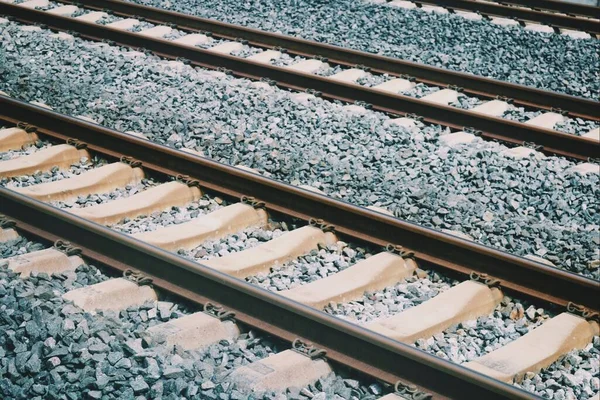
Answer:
[
  {"xmin": 413, "ymin": 0, "xmax": 600, "ymax": 32},
  {"xmin": 473, "ymin": 0, "xmax": 600, "ymax": 19},
  {"xmin": 0, "ymin": 190, "xmax": 542, "ymax": 400},
  {"xmin": 1, "ymin": 95, "xmax": 597, "ymax": 313},
  {"xmin": 2, "ymin": 4, "xmax": 598, "ymax": 161},
  {"xmin": 70, "ymin": 0, "xmax": 600, "ymax": 119}
]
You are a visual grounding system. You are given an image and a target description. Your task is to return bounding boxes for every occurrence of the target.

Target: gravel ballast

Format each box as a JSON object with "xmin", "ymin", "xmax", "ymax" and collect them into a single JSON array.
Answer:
[
  {"xmin": 0, "ymin": 23, "xmax": 597, "ymax": 279},
  {"xmin": 123, "ymin": 0, "xmax": 600, "ymax": 99},
  {"xmin": 1, "ymin": 236, "xmax": 383, "ymax": 399}
]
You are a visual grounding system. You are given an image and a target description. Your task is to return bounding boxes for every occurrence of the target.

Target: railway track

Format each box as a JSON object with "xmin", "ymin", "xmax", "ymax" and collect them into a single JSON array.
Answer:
[
  {"xmin": 1, "ymin": 95, "xmax": 599, "ymax": 399},
  {"xmin": 1, "ymin": 1, "xmax": 599, "ymax": 161},
  {"xmin": 374, "ymin": 0, "xmax": 600, "ymax": 34}
]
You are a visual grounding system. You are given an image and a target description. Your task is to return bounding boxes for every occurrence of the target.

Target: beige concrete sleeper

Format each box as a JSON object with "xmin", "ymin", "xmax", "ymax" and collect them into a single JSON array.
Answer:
[
  {"xmin": 0, "ymin": 144, "xmax": 89, "ymax": 178},
  {"xmin": 229, "ymin": 349, "xmax": 333, "ymax": 393},
  {"xmin": 366, "ymin": 281, "xmax": 503, "ymax": 343},
  {"xmin": 464, "ymin": 313, "xmax": 599, "ymax": 382},
  {"xmin": 280, "ymin": 252, "xmax": 417, "ymax": 309},
  {"xmin": 63, "ymin": 277, "xmax": 157, "ymax": 312},
  {"xmin": 69, "ymin": 181, "xmax": 202, "ymax": 225},
  {"xmin": 202, "ymin": 226, "xmax": 337, "ymax": 278},
  {"xmin": 14, "ymin": 163, "xmax": 144, "ymax": 202},
  {"xmin": 372, "ymin": 78, "xmax": 415, "ymax": 94},
  {"xmin": 525, "ymin": 112, "xmax": 565, "ymax": 129},
  {"xmin": 421, "ymin": 89, "xmax": 459, "ymax": 105},
  {"xmin": 328, "ymin": 69, "xmax": 367, "ymax": 84},
  {"xmin": 142, "ymin": 311, "xmax": 241, "ymax": 350},
  {"xmin": 4, "ymin": 248, "xmax": 84, "ymax": 277},
  {"xmin": 246, "ymin": 50, "xmax": 282, "ymax": 64},
  {"xmin": 132, "ymin": 203, "xmax": 267, "ymax": 251},
  {"xmin": 0, "ymin": 127, "xmax": 38, "ymax": 152}
]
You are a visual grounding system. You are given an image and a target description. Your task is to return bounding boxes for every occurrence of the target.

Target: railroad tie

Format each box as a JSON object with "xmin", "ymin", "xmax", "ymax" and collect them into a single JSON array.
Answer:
[
  {"xmin": 17, "ymin": 0, "xmax": 49, "ymax": 9},
  {"xmin": 0, "ymin": 228, "xmax": 19, "ymax": 243},
  {"xmin": 132, "ymin": 203, "xmax": 268, "ymax": 251},
  {"xmin": 69, "ymin": 181, "xmax": 202, "ymax": 225},
  {"xmin": 74, "ymin": 11, "xmax": 108, "ymax": 23},
  {"xmin": 365, "ymin": 280, "xmax": 503, "ymax": 343},
  {"xmin": 280, "ymin": 251, "xmax": 417, "ymax": 309},
  {"xmin": 438, "ymin": 131, "xmax": 477, "ymax": 147},
  {"xmin": 388, "ymin": 1, "xmax": 418, "ymax": 10},
  {"xmin": 454, "ymin": 10, "xmax": 483, "ymax": 21},
  {"xmin": 3, "ymin": 248, "xmax": 84, "ymax": 277},
  {"xmin": 384, "ymin": 117, "xmax": 418, "ymax": 129},
  {"xmin": 206, "ymin": 42, "xmax": 244, "ymax": 55},
  {"xmin": 14, "ymin": 162, "xmax": 145, "ymax": 202},
  {"xmin": 141, "ymin": 309, "xmax": 240, "ymax": 351},
  {"xmin": 0, "ymin": 127, "xmax": 38, "ymax": 152},
  {"xmin": 502, "ymin": 146, "xmax": 545, "ymax": 159},
  {"xmin": 229, "ymin": 346, "xmax": 332, "ymax": 393},
  {"xmin": 524, "ymin": 23, "xmax": 555, "ymax": 34},
  {"xmin": 463, "ymin": 312, "xmax": 600, "ymax": 383},
  {"xmin": 560, "ymin": 29, "xmax": 592, "ymax": 40},
  {"xmin": 421, "ymin": 5, "xmax": 448, "ymax": 14},
  {"xmin": 106, "ymin": 19, "xmax": 140, "ymax": 31},
  {"xmin": 46, "ymin": 5, "xmax": 79, "ymax": 16},
  {"xmin": 582, "ymin": 127, "xmax": 599, "ymax": 142},
  {"xmin": 246, "ymin": 50, "xmax": 283, "ymax": 64},
  {"xmin": 567, "ymin": 162, "xmax": 599, "ymax": 175},
  {"xmin": 172, "ymin": 33, "xmax": 211, "ymax": 47},
  {"xmin": 0, "ymin": 144, "xmax": 89, "ymax": 178},
  {"xmin": 328, "ymin": 68, "xmax": 367, "ymax": 84},
  {"xmin": 202, "ymin": 225, "xmax": 337, "ymax": 278},
  {"xmin": 525, "ymin": 112, "xmax": 565, "ymax": 130},
  {"xmin": 421, "ymin": 89, "xmax": 459, "ymax": 105},
  {"xmin": 285, "ymin": 59, "xmax": 329, "ymax": 74},
  {"xmin": 489, "ymin": 17, "xmax": 520, "ymax": 27},
  {"xmin": 372, "ymin": 78, "xmax": 416, "ymax": 94},
  {"xmin": 471, "ymin": 99, "xmax": 510, "ymax": 117},
  {"xmin": 137, "ymin": 25, "xmax": 173, "ymax": 39},
  {"xmin": 62, "ymin": 277, "xmax": 157, "ymax": 313}
]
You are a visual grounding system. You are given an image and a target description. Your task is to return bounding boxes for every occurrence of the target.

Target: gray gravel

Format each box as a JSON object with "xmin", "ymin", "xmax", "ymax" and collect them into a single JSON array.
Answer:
[
  {"xmin": 247, "ymin": 241, "xmax": 368, "ymax": 292},
  {"xmin": 1, "ymin": 234, "xmax": 382, "ymax": 399},
  {"xmin": 0, "ymin": 23, "xmax": 598, "ymax": 279},
  {"xmin": 123, "ymin": 0, "xmax": 600, "ymax": 99},
  {"xmin": 0, "ymin": 138, "xmax": 52, "ymax": 161}
]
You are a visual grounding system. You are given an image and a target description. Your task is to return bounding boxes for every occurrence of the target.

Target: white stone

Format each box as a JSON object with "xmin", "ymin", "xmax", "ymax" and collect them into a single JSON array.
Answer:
[
  {"xmin": 285, "ymin": 59, "xmax": 328, "ymax": 74},
  {"xmin": 298, "ymin": 185, "xmax": 326, "ymax": 195},
  {"xmin": 17, "ymin": 0, "xmax": 49, "ymax": 9},
  {"xmin": 421, "ymin": 89, "xmax": 459, "ymax": 105},
  {"xmin": 246, "ymin": 50, "xmax": 282, "ymax": 64},
  {"xmin": 389, "ymin": 0, "xmax": 417, "ymax": 9},
  {"xmin": 384, "ymin": 117, "xmax": 417, "ymax": 128},
  {"xmin": 138, "ymin": 25, "xmax": 172, "ymax": 38},
  {"xmin": 366, "ymin": 205, "xmax": 394, "ymax": 216},
  {"xmin": 454, "ymin": 10, "xmax": 482, "ymax": 20},
  {"xmin": 328, "ymin": 68, "xmax": 367, "ymax": 84},
  {"xmin": 206, "ymin": 41, "xmax": 243, "ymax": 55},
  {"xmin": 49, "ymin": 32, "xmax": 74, "ymax": 41},
  {"xmin": 75, "ymin": 11, "xmax": 108, "ymax": 23},
  {"xmin": 490, "ymin": 17, "xmax": 519, "ymax": 26},
  {"xmin": 439, "ymin": 131, "xmax": 476, "ymax": 147},
  {"xmin": 472, "ymin": 100, "xmax": 510, "ymax": 117},
  {"xmin": 525, "ymin": 112, "xmax": 565, "ymax": 129},
  {"xmin": 502, "ymin": 146, "xmax": 545, "ymax": 159},
  {"xmin": 421, "ymin": 5, "xmax": 448, "ymax": 13},
  {"xmin": 106, "ymin": 19, "xmax": 140, "ymax": 31},
  {"xmin": 30, "ymin": 101, "xmax": 52, "ymax": 109},
  {"xmin": 372, "ymin": 78, "xmax": 415, "ymax": 94},
  {"xmin": 524, "ymin": 254, "xmax": 556, "ymax": 266},
  {"xmin": 0, "ymin": 90, "xmax": 8, "ymax": 96},
  {"xmin": 525, "ymin": 23, "xmax": 554, "ymax": 34},
  {"xmin": 0, "ymin": 17, "xmax": 9, "ymax": 25},
  {"xmin": 0, "ymin": 228, "xmax": 19, "ymax": 243},
  {"xmin": 47, "ymin": 5, "xmax": 78, "ymax": 16},
  {"xmin": 172, "ymin": 33, "xmax": 210, "ymax": 47}
]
